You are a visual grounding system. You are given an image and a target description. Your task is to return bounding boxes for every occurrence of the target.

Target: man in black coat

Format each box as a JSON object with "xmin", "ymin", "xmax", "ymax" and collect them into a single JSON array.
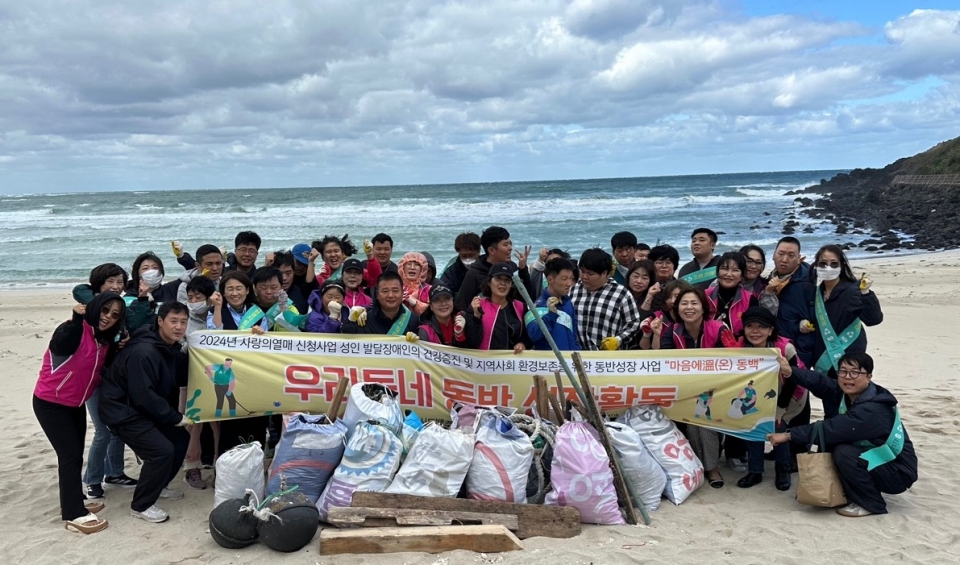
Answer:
[
  {"xmin": 99, "ymin": 302, "xmax": 191, "ymax": 524},
  {"xmin": 769, "ymin": 352, "xmax": 918, "ymax": 517}
]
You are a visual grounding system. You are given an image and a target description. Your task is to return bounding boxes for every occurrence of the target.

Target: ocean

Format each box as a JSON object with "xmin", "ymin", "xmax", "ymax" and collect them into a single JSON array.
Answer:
[{"xmin": 0, "ymin": 171, "xmax": 849, "ymax": 288}]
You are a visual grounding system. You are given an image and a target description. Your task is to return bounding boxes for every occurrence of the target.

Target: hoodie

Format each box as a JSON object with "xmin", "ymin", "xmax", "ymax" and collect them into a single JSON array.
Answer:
[
  {"xmin": 98, "ymin": 324, "xmax": 186, "ymax": 429},
  {"xmin": 305, "ymin": 289, "xmax": 343, "ymax": 333}
]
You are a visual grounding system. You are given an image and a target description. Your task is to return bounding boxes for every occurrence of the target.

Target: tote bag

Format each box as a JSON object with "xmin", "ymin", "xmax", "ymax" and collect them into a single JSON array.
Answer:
[{"xmin": 796, "ymin": 422, "xmax": 847, "ymax": 507}]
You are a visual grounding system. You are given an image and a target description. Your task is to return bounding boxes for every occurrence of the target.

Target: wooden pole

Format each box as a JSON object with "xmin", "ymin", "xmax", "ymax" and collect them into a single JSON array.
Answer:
[{"xmin": 325, "ymin": 376, "xmax": 350, "ymax": 422}]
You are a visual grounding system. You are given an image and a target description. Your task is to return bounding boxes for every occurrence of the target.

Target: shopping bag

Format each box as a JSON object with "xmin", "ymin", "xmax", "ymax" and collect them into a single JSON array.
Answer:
[{"xmin": 796, "ymin": 422, "xmax": 847, "ymax": 507}]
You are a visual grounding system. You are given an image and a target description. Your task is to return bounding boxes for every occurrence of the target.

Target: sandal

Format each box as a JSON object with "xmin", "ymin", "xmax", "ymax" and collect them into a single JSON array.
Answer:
[
  {"xmin": 708, "ymin": 470, "xmax": 725, "ymax": 489},
  {"xmin": 65, "ymin": 513, "xmax": 109, "ymax": 535},
  {"xmin": 84, "ymin": 500, "xmax": 105, "ymax": 514}
]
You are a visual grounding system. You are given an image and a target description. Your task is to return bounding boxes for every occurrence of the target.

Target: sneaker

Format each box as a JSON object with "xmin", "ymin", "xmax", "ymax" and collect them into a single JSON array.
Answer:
[
  {"xmin": 727, "ymin": 457, "xmax": 748, "ymax": 473},
  {"xmin": 131, "ymin": 505, "xmax": 169, "ymax": 523},
  {"xmin": 103, "ymin": 473, "xmax": 138, "ymax": 488},
  {"xmin": 836, "ymin": 503, "xmax": 874, "ymax": 518},
  {"xmin": 183, "ymin": 468, "xmax": 206, "ymax": 490},
  {"xmin": 85, "ymin": 483, "xmax": 104, "ymax": 500},
  {"xmin": 159, "ymin": 487, "xmax": 184, "ymax": 500}
]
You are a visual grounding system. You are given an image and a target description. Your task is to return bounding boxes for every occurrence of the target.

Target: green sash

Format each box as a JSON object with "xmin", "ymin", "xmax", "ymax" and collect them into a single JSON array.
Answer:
[
  {"xmin": 681, "ymin": 266, "xmax": 717, "ymax": 285},
  {"xmin": 387, "ymin": 306, "xmax": 412, "ymax": 336},
  {"xmin": 264, "ymin": 301, "xmax": 306, "ymax": 332},
  {"xmin": 237, "ymin": 305, "xmax": 265, "ymax": 330},
  {"xmin": 814, "ymin": 288, "xmax": 862, "ymax": 374},
  {"xmin": 839, "ymin": 398, "xmax": 904, "ymax": 471},
  {"xmin": 328, "ymin": 264, "xmax": 343, "ymax": 281}
]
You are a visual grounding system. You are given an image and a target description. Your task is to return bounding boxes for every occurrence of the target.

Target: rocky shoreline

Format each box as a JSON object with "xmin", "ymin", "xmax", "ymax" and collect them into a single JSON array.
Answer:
[{"xmin": 785, "ymin": 137, "xmax": 960, "ymax": 253}]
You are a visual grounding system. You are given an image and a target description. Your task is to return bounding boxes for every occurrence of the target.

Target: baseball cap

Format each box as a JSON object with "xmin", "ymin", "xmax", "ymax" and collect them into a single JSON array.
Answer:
[
  {"xmin": 430, "ymin": 284, "xmax": 454, "ymax": 301},
  {"xmin": 292, "ymin": 243, "xmax": 311, "ymax": 265},
  {"xmin": 741, "ymin": 306, "xmax": 777, "ymax": 328},
  {"xmin": 488, "ymin": 262, "xmax": 516, "ymax": 278},
  {"xmin": 342, "ymin": 257, "xmax": 364, "ymax": 273}
]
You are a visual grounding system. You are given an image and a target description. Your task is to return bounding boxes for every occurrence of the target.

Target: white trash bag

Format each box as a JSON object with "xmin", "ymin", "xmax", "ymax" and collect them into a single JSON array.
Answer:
[
  {"xmin": 466, "ymin": 410, "xmax": 533, "ymax": 503},
  {"xmin": 605, "ymin": 422, "xmax": 667, "ymax": 511},
  {"xmin": 341, "ymin": 383, "xmax": 404, "ymax": 439},
  {"xmin": 618, "ymin": 405, "xmax": 703, "ymax": 505},
  {"xmin": 386, "ymin": 424, "xmax": 475, "ymax": 497},
  {"xmin": 214, "ymin": 441, "xmax": 266, "ymax": 508}
]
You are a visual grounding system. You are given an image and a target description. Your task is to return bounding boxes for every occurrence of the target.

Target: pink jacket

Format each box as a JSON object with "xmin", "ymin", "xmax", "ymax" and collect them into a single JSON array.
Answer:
[
  {"xmin": 706, "ymin": 286, "xmax": 752, "ymax": 335},
  {"xmin": 343, "ymin": 288, "xmax": 372, "ymax": 309},
  {"xmin": 34, "ymin": 322, "xmax": 110, "ymax": 407},
  {"xmin": 671, "ymin": 319, "xmax": 726, "ymax": 350}
]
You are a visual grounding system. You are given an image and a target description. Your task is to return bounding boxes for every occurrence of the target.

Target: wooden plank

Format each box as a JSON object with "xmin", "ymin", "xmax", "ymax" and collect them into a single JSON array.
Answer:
[
  {"xmin": 319, "ymin": 525, "xmax": 523, "ymax": 555},
  {"xmin": 350, "ymin": 492, "xmax": 581, "ymax": 539},
  {"xmin": 327, "ymin": 507, "xmax": 519, "ymax": 530},
  {"xmin": 533, "ymin": 375, "xmax": 549, "ymax": 421},
  {"xmin": 571, "ymin": 352, "xmax": 640, "ymax": 526}
]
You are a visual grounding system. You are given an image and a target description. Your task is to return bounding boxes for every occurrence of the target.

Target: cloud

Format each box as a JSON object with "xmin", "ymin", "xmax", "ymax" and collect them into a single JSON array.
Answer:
[{"xmin": 0, "ymin": 1, "xmax": 958, "ymax": 192}]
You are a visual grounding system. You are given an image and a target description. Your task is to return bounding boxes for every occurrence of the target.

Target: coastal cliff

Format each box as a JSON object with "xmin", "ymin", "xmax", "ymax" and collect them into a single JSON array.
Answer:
[{"xmin": 797, "ymin": 136, "xmax": 960, "ymax": 251}]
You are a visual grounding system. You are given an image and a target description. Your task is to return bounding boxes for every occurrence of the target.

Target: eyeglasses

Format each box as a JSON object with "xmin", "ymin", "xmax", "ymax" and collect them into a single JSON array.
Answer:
[
  {"xmin": 816, "ymin": 261, "xmax": 841, "ymax": 269},
  {"xmin": 837, "ymin": 369, "xmax": 867, "ymax": 380},
  {"xmin": 654, "ymin": 259, "xmax": 673, "ymax": 266}
]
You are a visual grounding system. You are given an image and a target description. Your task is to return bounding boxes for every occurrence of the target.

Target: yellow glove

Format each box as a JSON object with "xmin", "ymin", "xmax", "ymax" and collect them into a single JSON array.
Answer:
[
  {"xmin": 200, "ymin": 268, "xmax": 211, "ymax": 277},
  {"xmin": 546, "ymin": 296, "xmax": 560, "ymax": 314},
  {"xmin": 405, "ymin": 331, "xmax": 420, "ymax": 343},
  {"xmin": 859, "ymin": 273, "xmax": 872, "ymax": 294},
  {"xmin": 363, "ymin": 239, "xmax": 373, "ymax": 255},
  {"xmin": 170, "ymin": 240, "xmax": 183, "ymax": 258},
  {"xmin": 600, "ymin": 336, "xmax": 621, "ymax": 351},
  {"xmin": 348, "ymin": 306, "xmax": 368, "ymax": 327},
  {"xmin": 800, "ymin": 320, "xmax": 815, "ymax": 333}
]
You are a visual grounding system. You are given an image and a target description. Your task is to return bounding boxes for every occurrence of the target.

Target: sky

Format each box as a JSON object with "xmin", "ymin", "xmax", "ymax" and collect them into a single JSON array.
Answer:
[{"xmin": 1, "ymin": 1, "xmax": 958, "ymax": 194}]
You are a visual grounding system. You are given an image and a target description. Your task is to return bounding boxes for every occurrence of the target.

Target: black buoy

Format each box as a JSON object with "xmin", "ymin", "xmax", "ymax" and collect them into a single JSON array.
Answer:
[
  {"xmin": 209, "ymin": 495, "xmax": 259, "ymax": 549},
  {"xmin": 257, "ymin": 490, "xmax": 319, "ymax": 553}
]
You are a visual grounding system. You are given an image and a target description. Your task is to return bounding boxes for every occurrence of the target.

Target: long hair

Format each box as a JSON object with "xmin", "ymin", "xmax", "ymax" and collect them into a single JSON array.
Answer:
[{"xmin": 809, "ymin": 244, "xmax": 857, "ymax": 283}]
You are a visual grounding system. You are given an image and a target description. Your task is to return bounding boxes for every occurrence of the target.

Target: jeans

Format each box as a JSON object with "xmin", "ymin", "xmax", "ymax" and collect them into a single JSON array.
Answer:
[
  {"xmin": 33, "ymin": 396, "xmax": 88, "ymax": 521},
  {"xmin": 83, "ymin": 389, "xmax": 125, "ymax": 484},
  {"xmin": 747, "ymin": 420, "xmax": 789, "ymax": 474}
]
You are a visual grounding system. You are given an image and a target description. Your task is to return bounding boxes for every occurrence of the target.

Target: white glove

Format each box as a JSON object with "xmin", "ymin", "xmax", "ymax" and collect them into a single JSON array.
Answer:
[
  {"xmin": 327, "ymin": 301, "xmax": 343, "ymax": 320},
  {"xmin": 859, "ymin": 274, "xmax": 872, "ymax": 295},
  {"xmin": 405, "ymin": 332, "xmax": 420, "ymax": 343},
  {"xmin": 219, "ymin": 245, "xmax": 228, "ymax": 262},
  {"xmin": 454, "ymin": 314, "xmax": 466, "ymax": 335},
  {"xmin": 349, "ymin": 306, "xmax": 368, "ymax": 327},
  {"xmin": 546, "ymin": 296, "xmax": 560, "ymax": 314},
  {"xmin": 170, "ymin": 240, "xmax": 183, "ymax": 258},
  {"xmin": 176, "ymin": 415, "xmax": 190, "ymax": 427},
  {"xmin": 363, "ymin": 239, "xmax": 373, "ymax": 255}
]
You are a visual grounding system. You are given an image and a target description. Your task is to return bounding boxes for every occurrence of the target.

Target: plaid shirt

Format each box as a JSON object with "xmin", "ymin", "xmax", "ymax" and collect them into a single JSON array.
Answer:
[{"xmin": 569, "ymin": 278, "xmax": 642, "ymax": 350}]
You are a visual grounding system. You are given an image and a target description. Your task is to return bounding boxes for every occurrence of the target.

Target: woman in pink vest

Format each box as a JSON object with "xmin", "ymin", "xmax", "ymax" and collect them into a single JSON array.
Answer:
[
  {"xmin": 32, "ymin": 292, "xmax": 126, "ymax": 534},
  {"xmin": 464, "ymin": 262, "xmax": 530, "ymax": 353},
  {"xmin": 733, "ymin": 307, "xmax": 808, "ymax": 491},
  {"xmin": 706, "ymin": 251, "xmax": 757, "ymax": 336},
  {"xmin": 654, "ymin": 286, "xmax": 729, "ymax": 488}
]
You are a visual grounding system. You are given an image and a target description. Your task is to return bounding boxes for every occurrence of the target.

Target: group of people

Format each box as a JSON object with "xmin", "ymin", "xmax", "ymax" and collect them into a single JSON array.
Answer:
[{"xmin": 32, "ymin": 224, "xmax": 919, "ymax": 535}]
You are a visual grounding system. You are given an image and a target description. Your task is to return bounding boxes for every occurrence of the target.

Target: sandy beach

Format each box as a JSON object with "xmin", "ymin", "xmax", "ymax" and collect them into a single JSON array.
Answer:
[{"xmin": 3, "ymin": 251, "xmax": 959, "ymax": 565}]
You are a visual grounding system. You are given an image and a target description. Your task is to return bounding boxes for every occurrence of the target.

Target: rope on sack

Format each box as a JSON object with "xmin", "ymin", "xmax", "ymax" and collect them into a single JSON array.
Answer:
[{"xmin": 508, "ymin": 414, "xmax": 556, "ymax": 503}]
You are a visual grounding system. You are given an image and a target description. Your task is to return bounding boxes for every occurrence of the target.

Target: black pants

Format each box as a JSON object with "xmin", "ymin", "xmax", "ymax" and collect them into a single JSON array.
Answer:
[
  {"xmin": 833, "ymin": 444, "xmax": 914, "ymax": 514},
  {"xmin": 110, "ymin": 421, "xmax": 189, "ymax": 512},
  {"xmin": 33, "ymin": 396, "xmax": 88, "ymax": 521},
  {"xmin": 724, "ymin": 436, "xmax": 747, "ymax": 461},
  {"xmin": 788, "ymin": 400, "xmax": 812, "ymax": 458}
]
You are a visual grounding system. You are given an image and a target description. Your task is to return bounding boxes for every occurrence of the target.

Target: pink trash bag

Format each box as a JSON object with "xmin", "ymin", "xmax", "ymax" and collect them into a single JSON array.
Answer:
[{"xmin": 545, "ymin": 421, "xmax": 625, "ymax": 525}]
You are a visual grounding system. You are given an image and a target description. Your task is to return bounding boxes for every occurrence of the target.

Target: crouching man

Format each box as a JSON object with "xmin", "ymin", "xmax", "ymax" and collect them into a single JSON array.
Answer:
[{"xmin": 99, "ymin": 302, "xmax": 192, "ymax": 523}]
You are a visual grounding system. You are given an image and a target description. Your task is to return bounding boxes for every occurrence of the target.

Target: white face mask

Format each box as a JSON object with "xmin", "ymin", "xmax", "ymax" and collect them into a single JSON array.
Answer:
[
  {"xmin": 816, "ymin": 266, "xmax": 841, "ymax": 281},
  {"xmin": 461, "ymin": 258, "xmax": 476, "ymax": 267},
  {"xmin": 141, "ymin": 269, "xmax": 163, "ymax": 289},
  {"xmin": 188, "ymin": 302, "xmax": 210, "ymax": 316}
]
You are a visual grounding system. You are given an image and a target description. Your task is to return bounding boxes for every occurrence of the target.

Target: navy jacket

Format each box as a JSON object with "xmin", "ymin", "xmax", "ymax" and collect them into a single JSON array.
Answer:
[
  {"xmin": 772, "ymin": 263, "xmax": 816, "ymax": 365},
  {"xmin": 788, "ymin": 368, "xmax": 917, "ymax": 479}
]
